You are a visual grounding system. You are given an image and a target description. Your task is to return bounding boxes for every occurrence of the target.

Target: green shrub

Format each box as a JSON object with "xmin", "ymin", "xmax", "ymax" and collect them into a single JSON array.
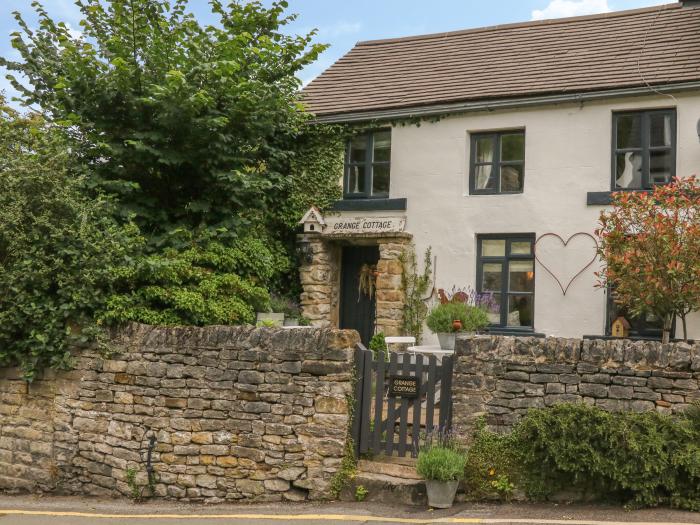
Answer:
[
  {"xmin": 513, "ymin": 403, "xmax": 700, "ymax": 508},
  {"xmin": 0, "ymin": 106, "xmax": 142, "ymax": 379},
  {"xmin": 104, "ymin": 235, "xmax": 271, "ymax": 327},
  {"xmin": 369, "ymin": 332, "xmax": 387, "ymax": 360},
  {"xmin": 416, "ymin": 445, "xmax": 468, "ymax": 482},
  {"xmin": 463, "ymin": 419, "xmax": 520, "ymax": 500},
  {"xmin": 464, "ymin": 403, "xmax": 700, "ymax": 510},
  {"xmin": 426, "ymin": 302, "xmax": 489, "ymax": 333}
]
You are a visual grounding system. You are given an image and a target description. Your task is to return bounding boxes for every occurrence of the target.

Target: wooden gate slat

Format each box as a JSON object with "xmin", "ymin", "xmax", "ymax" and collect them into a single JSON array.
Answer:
[
  {"xmin": 372, "ymin": 352, "xmax": 385, "ymax": 454},
  {"xmin": 359, "ymin": 349, "xmax": 373, "ymax": 454},
  {"xmin": 397, "ymin": 353, "xmax": 411, "ymax": 457},
  {"xmin": 384, "ymin": 352, "xmax": 398, "ymax": 456},
  {"xmin": 352, "ymin": 345, "xmax": 366, "ymax": 457},
  {"xmin": 425, "ymin": 355, "xmax": 437, "ymax": 436},
  {"xmin": 438, "ymin": 355, "xmax": 454, "ymax": 431},
  {"xmin": 411, "ymin": 354, "xmax": 424, "ymax": 457}
]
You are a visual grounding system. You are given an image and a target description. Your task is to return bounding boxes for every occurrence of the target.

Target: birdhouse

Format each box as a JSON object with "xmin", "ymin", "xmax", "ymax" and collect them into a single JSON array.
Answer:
[
  {"xmin": 611, "ymin": 316, "xmax": 631, "ymax": 338},
  {"xmin": 298, "ymin": 206, "xmax": 326, "ymax": 234}
]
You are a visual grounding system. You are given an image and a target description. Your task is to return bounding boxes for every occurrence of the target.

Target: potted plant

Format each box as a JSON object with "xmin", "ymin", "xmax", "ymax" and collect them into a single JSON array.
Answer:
[
  {"xmin": 280, "ymin": 298, "xmax": 302, "ymax": 326},
  {"xmin": 256, "ymin": 295, "xmax": 286, "ymax": 327},
  {"xmin": 426, "ymin": 302, "xmax": 489, "ymax": 350},
  {"xmin": 416, "ymin": 442, "xmax": 467, "ymax": 508}
]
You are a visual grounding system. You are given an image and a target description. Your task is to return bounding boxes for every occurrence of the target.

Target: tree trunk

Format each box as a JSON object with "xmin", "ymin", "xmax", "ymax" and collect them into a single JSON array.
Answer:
[
  {"xmin": 662, "ymin": 314, "xmax": 673, "ymax": 344},
  {"xmin": 681, "ymin": 313, "xmax": 688, "ymax": 342}
]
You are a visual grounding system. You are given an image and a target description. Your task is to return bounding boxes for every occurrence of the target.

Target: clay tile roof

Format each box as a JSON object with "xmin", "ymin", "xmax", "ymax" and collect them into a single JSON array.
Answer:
[{"xmin": 301, "ymin": 3, "xmax": 700, "ymax": 119}]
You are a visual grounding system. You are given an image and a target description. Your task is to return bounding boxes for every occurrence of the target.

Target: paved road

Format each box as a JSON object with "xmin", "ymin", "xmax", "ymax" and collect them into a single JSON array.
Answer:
[{"xmin": 2, "ymin": 495, "xmax": 700, "ymax": 525}]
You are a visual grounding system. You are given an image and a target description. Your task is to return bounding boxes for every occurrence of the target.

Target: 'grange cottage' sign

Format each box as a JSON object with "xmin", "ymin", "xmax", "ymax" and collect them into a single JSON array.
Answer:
[{"xmin": 324, "ymin": 216, "xmax": 406, "ymax": 235}]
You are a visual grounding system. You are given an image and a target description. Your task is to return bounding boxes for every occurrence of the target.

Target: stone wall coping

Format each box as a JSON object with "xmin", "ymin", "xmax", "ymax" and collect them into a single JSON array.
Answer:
[{"xmin": 455, "ymin": 335, "xmax": 700, "ymax": 371}]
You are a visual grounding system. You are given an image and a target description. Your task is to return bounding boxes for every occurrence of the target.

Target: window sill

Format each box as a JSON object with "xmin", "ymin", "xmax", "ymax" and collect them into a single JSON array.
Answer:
[
  {"xmin": 485, "ymin": 328, "xmax": 545, "ymax": 338},
  {"xmin": 330, "ymin": 198, "xmax": 407, "ymax": 212},
  {"xmin": 587, "ymin": 189, "xmax": 658, "ymax": 206},
  {"xmin": 583, "ymin": 334, "xmax": 694, "ymax": 343}
]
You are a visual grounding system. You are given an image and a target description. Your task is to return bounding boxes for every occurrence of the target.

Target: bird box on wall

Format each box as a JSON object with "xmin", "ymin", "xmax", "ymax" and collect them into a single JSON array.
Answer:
[
  {"xmin": 298, "ymin": 206, "xmax": 325, "ymax": 234},
  {"xmin": 611, "ymin": 316, "xmax": 631, "ymax": 338}
]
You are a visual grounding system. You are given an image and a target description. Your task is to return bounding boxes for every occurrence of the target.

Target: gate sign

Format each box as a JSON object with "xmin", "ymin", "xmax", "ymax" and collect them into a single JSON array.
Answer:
[
  {"xmin": 324, "ymin": 216, "xmax": 406, "ymax": 235},
  {"xmin": 388, "ymin": 375, "xmax": 419, "ymax": 398}
]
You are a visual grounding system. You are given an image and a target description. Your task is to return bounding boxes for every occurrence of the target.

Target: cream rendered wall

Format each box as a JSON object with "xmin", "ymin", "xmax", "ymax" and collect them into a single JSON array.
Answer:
[{"xmin": 336, "ymin": 91, "xmax": 700, "ymax": 341}]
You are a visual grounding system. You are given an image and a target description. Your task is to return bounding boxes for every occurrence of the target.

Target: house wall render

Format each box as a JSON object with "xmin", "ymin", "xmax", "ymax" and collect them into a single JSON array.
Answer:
[{"xmin": 0, "ymin": 324, "xmax": 356, "ymax": 502}]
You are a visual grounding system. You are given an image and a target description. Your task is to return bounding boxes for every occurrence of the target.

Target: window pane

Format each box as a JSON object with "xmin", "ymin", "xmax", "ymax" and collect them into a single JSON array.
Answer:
[
  {"xmin": 501, "ymin": 133, "xmax": 524, "ymax": 162},
  {"xmin": 373, "ymin": 131, "xmax": 391, "ymax": 162},
  {"xmin": 650, "ymin": 113, "xmax": 672, "ymax": 147},
  {"xmin": 486, "ymin": 300, "xmax": 501, "ymax": 325},
  {"xmin": 474, "ymin": 165, "xmax": 495, "ymax": 190},
  {"xmin": 649, "ymin": 150, "xmax": 672, "ymax": 185},
  {"xmin": 508, "ymin": 295, "xmax": 533, "ymax": 327},
  {"xmin": 349, "ymin": 136, "xmax": 367, "ymax": 164},
  {"xmin": 616, "ymin": 114, "xmax": 641, "ymax": 149},
  {"xmin": 500, "ymin": 164, "xmax": 523, "ymax": 192},
  {"xmin": 481, "ymin": 240, "xmax": 505, "ymax": 257},
  {"xmin": 509, "ymin": 260, "xmax": 534, "ymax": 292},
  {"xmin": 372, "ymin": 164, "xmax": 390, "ymax": 196},
  {"xmin": 347, "ymin": 164, "xmax": 366, "ymax": 194},
  {"xmin": 615, "ymin": 151, "xmax": 643, "ymax": 189},
  {"xmin": 475, "ymin": 136, "xmax": 494, "ymax": 163},
  {"xmin": 510, "ymin": 241, "xmax": 532, "ymax": 255},
  {"xmin": 481, "ymin": 263, "xmax": 502, "ymax": 292}
]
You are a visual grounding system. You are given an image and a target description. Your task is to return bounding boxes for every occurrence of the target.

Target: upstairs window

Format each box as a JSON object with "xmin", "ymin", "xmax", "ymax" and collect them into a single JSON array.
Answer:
[
  {"xmin": 470, "ymin": 130, "xmax": 525, "ymax": 194},
  {"xmin": 344, "ymin": 130, "xmax": 391, "ymax": 199},
  {"xmin": 612, "ymin": 109, "xmax": 676, "ymax": 190}
]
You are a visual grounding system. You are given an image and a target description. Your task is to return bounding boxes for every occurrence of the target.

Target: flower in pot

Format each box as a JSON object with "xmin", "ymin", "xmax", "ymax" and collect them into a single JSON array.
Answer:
[
  {"xmin": 426, "ymin": 302, "xmax": 490, "ymax": 350},
  {"xmin": 416, "ymin": 444, "xmax": 467, "ymax": 508}
]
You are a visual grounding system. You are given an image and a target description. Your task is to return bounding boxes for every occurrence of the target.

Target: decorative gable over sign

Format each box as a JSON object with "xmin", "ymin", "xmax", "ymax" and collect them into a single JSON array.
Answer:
[{"xmin": 299, "ymin": 206, "xmax": 326, "ymax": 233}]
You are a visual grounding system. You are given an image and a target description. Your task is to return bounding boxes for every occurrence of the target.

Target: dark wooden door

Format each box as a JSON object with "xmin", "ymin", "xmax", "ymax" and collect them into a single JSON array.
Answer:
[{"xmin": 340, "ymin": 246, "xmax": 379, "ymax": 346}]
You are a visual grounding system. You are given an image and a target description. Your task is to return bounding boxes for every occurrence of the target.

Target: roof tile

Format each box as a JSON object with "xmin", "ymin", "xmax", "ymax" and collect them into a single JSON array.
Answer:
[{"xmin": 301, "ymin": 3, "xmax": 700, "ymax": 117}]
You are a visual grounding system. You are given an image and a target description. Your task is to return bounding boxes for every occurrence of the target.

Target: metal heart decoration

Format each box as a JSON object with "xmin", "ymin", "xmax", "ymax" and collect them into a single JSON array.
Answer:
[{"xmin": 534, "ymin": 232, "xmax": 599, "ymax": 296}]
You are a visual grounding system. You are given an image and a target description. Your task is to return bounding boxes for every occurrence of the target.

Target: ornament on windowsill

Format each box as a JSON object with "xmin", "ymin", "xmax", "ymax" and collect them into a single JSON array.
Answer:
[
  {"xmin": 611, "ymin": 316, "xmax": 631, "ymax": 338},
  {"xmin": 358, "ymin": 263, "xmax": 377, "ymax": 301}
]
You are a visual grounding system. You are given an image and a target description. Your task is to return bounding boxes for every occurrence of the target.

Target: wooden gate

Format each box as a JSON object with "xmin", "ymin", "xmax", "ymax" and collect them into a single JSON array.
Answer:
[{"xmin": 352, "ymin": 345, "xmax": 453, "ymax": 458}]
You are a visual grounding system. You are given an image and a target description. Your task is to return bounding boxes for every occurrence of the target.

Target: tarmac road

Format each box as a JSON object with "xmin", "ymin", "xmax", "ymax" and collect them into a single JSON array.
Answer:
[{"xmin": 2, "ymin": 495, "xmax": 700, "ymax": 525}]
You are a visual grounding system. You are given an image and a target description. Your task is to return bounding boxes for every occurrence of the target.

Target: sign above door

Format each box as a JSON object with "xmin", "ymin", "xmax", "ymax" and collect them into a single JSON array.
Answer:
[{"xmin": 299, "ymin": 207, "xmax": 406, "ymax": 235}]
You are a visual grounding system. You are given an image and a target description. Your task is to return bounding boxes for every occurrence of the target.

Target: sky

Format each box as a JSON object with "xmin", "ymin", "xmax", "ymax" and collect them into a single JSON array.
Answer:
[{"xmin": 0, "ymin": 0, "xmax": 670, "ymax": 107}]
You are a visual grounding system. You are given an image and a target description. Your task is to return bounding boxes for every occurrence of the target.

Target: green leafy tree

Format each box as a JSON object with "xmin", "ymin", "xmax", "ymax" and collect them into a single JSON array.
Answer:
[
  {"xmin": 0, "ymin": 99, "xmax": 141, "ymax": 379},
  {"xmin": 596, "ymin": 177, "xmax": 700, "ymax": 342},
  {"xmin": 1, "ymin": 0, "xmax": 346, "ymax": 326},
  {"xmin": 2, "ymin": 0, "xmax": 327, "ymax": 242}
]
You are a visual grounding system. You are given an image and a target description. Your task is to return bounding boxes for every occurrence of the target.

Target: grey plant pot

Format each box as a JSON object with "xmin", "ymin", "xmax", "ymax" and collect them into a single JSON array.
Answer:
[
  {"xmin": 425, "ymin": 479, "xmax": 459, "ymax": 509},
  {"xmin": 283, "ymin": 317, "xmax": 299, "ymax": 327},
  {"xmin": 437, "ymin": 333, "xmax": 455, "ymax": 350}
]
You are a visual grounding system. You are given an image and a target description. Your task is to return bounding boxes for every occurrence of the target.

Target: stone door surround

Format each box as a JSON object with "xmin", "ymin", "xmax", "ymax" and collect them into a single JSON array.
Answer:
[{"xmin": 298, "ymin": 232, "xmax": 412, "ymax": 337}]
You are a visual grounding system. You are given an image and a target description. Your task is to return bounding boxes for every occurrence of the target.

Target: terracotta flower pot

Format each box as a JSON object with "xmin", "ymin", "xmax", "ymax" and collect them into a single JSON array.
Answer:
[{"xmin": 452, "ymin": 319, "xmax": 463, "ymax": 331}]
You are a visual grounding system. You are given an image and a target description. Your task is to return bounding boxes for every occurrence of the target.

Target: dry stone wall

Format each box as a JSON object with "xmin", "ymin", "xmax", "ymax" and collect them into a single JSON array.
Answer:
[
  {"xmin": 0, "ymin": 324, "xmax": 357, "ymax": 502},
  {"xmin": 453, "ymin": 336, "xmax": 700, "ymax": 433}
]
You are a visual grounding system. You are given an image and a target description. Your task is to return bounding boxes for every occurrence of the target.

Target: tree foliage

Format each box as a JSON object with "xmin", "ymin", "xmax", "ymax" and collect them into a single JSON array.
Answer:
[
  {"xmin": 2, "ymin": 0, "xmax": 328, "ymax": 242},
  {"xmin": 0, "ymin": 99, "xmax": 141, "ymax": 379},
  {"xmin": 1, "ymin": 0, "xmax": 347, "ymax": 341},
  {"xmin": 595, "ymin": 177, "xmax": 700, "ymax": 342}
]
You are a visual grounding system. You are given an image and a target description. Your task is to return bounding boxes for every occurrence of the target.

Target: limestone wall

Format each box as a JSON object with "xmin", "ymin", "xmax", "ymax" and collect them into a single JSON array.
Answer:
[
  {"xmin": 0, "ymin": 324, "xmax": 357, "ymax": 502},
  {"xmin": 453, "ymin": 336, "xmax": 700, "ymax": 434}
]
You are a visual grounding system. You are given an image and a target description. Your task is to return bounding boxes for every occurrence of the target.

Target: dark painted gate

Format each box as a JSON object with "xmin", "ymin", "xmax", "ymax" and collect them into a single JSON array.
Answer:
[
  {"xmin": 339, "ymin": 246, "xmax": 379, "ymax": 346},
  {"xmin": 352, "ymin": 345, "xmax": 453, "ymax": 458}
]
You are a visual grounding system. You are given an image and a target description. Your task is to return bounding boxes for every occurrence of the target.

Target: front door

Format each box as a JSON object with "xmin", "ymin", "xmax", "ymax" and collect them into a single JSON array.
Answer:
[{"xmin": 340, "ymin": 245, "xmax": 379, "ymax": 346}]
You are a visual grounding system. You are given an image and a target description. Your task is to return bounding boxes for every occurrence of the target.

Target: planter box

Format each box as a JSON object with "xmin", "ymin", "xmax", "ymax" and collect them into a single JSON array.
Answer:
[{"xmin": 256, "ymin": 313, "xmax": 285, "ymax": 327}]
